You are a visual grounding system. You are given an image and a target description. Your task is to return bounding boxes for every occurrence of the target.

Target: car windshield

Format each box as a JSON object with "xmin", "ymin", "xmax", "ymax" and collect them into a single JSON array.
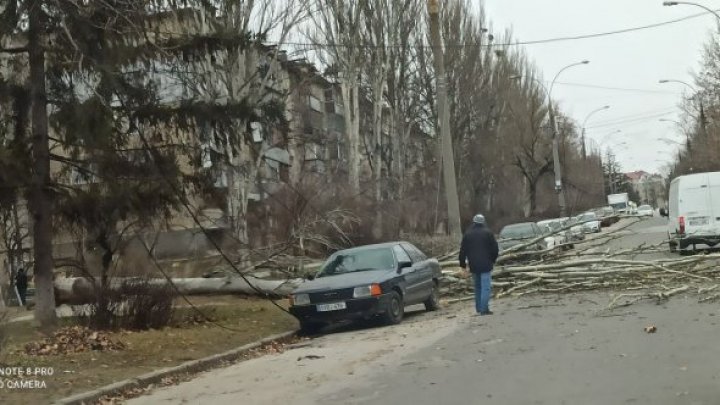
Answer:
[
  {"xmin": 639, "ymin": 205, "xmax": 651, "ymax": 210},
  {"xmin": 539, "ymin": 221, "xmax": 561, "ymax": 231},
  {"xmin": 317, "ymin": 247, "xmax": 395, "ymax": 277},
  {"xmin": 500, "ymin": 224, "xmax": 535, "ymax": 239},
  {"xmin": 578, "ymin": 212, "xmax": 596, "ymax": 221}
]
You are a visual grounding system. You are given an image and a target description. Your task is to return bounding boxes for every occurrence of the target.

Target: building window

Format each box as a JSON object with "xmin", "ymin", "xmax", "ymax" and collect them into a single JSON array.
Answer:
[
  {"xmin": 70, "ymin": 163, "xmax": 98, "ymax": 185},
  {"xmin": 251, "ymin": 122, "xmax": 263, "ymax": 143},
  {"xmin": 309, "ymin": 95, "xmax": 322, "ymax": 112}
]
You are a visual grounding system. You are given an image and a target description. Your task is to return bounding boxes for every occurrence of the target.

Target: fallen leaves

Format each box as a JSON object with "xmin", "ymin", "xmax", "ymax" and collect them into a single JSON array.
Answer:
[{"xmin": 24, "ymin": 326, "xmax": 126, "ymax": 356}]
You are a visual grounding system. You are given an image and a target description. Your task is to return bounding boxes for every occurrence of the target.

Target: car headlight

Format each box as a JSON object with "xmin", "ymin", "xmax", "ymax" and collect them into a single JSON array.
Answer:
[
  {"xmin": 353, "ymin": 284, "xmax": 382, "ymax": 298},
  {"xmin": 292, "ymin": 293, "xmax": 310, "ymax": 306}
]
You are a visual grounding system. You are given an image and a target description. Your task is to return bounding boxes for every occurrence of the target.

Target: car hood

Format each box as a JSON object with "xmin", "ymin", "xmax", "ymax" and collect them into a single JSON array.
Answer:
[
  {"xmin": 499, "ymin": 238, "xmax": 533, "ymax": 251},
  {"xmin": 293, "ymin": 269, "xmax": 395, "ymax": 293}
]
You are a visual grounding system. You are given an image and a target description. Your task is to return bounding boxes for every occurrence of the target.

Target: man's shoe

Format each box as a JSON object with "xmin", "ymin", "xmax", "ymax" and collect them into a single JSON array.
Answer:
[{"xmin": 480, "ymin": 311, "xmax": 493, "ymax": 316}]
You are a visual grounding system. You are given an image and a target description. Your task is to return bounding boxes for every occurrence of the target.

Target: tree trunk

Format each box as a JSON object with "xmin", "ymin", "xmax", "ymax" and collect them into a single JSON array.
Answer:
[
  {"xmin": 288, "ymin": 124, "xmax": 302, "ymax": 186},
  {"xmin": 28, "ymin": 2, "xmax": 57, "ymax": 330},
  {"xmin": 54, "ymin": 276, "xmax": 303, "ymax": 304},
  {"xmin": 342, "ymin": 80, "xmax": 361, "ymax": 194},
  {"xmin": 372, "ymin": 78, "xmax": 384, "ymax": 202},
  {"xmin": 526, "ymin": 178, "xmax": 538, "ymax": 218}
]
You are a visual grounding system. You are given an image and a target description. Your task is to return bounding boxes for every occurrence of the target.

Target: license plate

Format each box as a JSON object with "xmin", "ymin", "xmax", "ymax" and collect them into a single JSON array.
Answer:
[
  {"xmin": 689, "ymin": 217, "xmax": 709, "ymax": 226},
  {"xmin": 317, "ymin": 302, "xmax": 346, "ymax": 312}
]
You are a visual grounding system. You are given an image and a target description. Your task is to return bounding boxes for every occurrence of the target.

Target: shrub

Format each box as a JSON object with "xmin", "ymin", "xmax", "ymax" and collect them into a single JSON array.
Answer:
[{"xmin": 76, "ymin": 279, "xmax": 176, "ymax": 330}]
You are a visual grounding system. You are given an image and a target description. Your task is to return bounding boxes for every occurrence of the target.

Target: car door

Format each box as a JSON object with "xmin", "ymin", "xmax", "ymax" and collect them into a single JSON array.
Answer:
[
  {"xmin": 401, "ymin": 243, "xmax": 434, "ymax": 301},
  {"xmin": 392, "ymin": 244, "xmax": 423, "ymax": 304}
]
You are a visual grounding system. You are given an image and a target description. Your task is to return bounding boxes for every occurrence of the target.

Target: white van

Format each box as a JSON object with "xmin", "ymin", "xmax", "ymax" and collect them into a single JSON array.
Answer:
[{"xmin": 660, "ymin": 171, "xmax": 720, "ymax": 253}]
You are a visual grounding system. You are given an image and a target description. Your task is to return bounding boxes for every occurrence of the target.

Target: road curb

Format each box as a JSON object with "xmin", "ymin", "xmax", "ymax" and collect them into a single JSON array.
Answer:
[{"xmin": 53, "ymin": 329, "xmax": 298, "ymax": 405}]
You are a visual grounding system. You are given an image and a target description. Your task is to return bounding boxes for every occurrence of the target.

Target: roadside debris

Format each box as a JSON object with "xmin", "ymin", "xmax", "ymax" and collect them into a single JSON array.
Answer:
[
  {"xmin": 644, "ymin": 325, "xmax": 657, "ymax": 334},
  {"xmin": 297, "ymin": 355, "xmax": 325, "ymax": 361},
  {"xmin": 24, "ymin": 326, "xmax": 126, "ymax": 356}
]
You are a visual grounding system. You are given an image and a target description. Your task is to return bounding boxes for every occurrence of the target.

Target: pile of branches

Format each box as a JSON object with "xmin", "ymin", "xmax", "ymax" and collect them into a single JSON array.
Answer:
[{"xmin": 438, "ymin": 218, "xmax": 720, "ymax": 306}]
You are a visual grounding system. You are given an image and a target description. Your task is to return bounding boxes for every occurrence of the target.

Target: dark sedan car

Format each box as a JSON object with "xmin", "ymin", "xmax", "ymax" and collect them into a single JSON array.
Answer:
[{"xmin": 289, "ymin": 242, "xmax": 442, "ymax": 334}]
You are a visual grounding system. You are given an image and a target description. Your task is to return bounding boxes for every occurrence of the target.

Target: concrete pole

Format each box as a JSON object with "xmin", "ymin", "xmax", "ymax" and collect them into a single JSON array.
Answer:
[
  {"xmin": 428, "ymin": 0, "xmax": 462, "ymax": 238},
  {"xmin": 549, "ymin": 104, "xmax": 567, "ymax": 217},
  {"xmin": 548, "ymin": 60, "xmax": 588, "ymax": 218}
]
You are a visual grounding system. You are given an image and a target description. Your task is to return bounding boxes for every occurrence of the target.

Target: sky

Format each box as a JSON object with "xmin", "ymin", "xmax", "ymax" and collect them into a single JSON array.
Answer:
[{"xmin": 482, "ymin": 0, "xmax": 718, "ymax": 174}]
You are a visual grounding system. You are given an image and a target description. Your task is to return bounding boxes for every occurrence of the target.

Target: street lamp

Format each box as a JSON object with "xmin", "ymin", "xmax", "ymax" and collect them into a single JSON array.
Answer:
[
  {"xmin": 663, "ymin": 1, "xmax": 720, "ymax": 22},
  {"xmin": 597, "ymin": 129, "xmax": 622, "ymax": 147},
  {"xmin": 581, "ymin": 105, "xmax": 610, "ymax": 159},
  {"xmin": 548, "ymin": 60, "xmax": 590, "ymax": 217},
  {"xmin": 658, "ymin": 118, "xmax": 692, "ymax": 150},
  {"xmin": 659, "ymin": 78, "xmax": 707, "ymax": 136},
  {"xmin": 658, "ymin": 79, "xmax": 695, "ymax": 91}
]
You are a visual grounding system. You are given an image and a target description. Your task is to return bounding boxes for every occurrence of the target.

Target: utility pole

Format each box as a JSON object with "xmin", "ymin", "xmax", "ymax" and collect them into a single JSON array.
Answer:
[
  {"xmin": 548, "ymin": 60, "xmax": 588, "ymax": 218},
  {"xmin": 549, "ymin": 105, "xmax": 567, "ymax": 217},
  {"xmin": 427, "ymin": 0, "xmax": 461, "ymax": 238}
]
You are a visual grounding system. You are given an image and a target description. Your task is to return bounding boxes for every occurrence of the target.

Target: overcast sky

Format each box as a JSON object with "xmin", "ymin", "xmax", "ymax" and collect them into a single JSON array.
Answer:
[{"xmin": 482, "ymin": 0, "xmax": 718, "ymax": 174}]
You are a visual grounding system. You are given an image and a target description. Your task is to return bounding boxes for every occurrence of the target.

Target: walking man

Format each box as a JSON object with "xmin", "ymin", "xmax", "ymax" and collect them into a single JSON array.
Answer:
[
  {"xmin": 458, "ymin": 214, "xmax": 499, "ymax": 315},
  {"xmin": 15, "ymin": 267, "xmax": 28, "ymax": 306}
]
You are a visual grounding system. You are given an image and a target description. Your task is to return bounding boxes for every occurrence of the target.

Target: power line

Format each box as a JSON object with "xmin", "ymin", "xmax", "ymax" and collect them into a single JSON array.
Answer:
[
  {"xmin": 551, "ymin": 81, "xmax": 680, "ymax": 95},
  {"xmin": 585, "ymin": 106, "xmax": 678, "ymax": 126},
  {"xmin": 586, "ymin": 110, "xmax": 677, "ymax": 130},
  {"xmin": 283, "ymin": 8, "xmax": 715, "ymax": 49}
]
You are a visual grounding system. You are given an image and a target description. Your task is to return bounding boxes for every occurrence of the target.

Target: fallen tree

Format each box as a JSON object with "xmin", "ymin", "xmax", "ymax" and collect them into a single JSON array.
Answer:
[
  {"xmin": 54, "ymin": 276, "xmax": 303, "ymax": 305},
  {"xmin": 53, "ymin": 218, "xmax": 718, "ymax": 309}
]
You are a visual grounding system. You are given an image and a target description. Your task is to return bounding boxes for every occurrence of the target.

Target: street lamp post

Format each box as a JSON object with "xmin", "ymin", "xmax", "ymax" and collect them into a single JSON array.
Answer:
[
  {"xmin": 581, "ymin": 105, "xmax": 610, "ymax": 159},
  {"xmin": 548, "ymin": 60, "xmax": 590, "ymax": 218},
  {"xmin": 659, "ymin": 79, "xmax": 708, "ymax": 137},
  {"xmin": 663, "ymin": 1, "xmax": 720, "ymax": 21},
  {"xmin": 659, "ymin": 118, "xmax": 692, "ymax": 151}
]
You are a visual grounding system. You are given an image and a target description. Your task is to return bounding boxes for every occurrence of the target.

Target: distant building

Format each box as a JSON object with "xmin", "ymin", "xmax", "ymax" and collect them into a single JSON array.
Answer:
[{"xmin": 625, "ymin": 171, "xmax": 665, "ymax": 208}]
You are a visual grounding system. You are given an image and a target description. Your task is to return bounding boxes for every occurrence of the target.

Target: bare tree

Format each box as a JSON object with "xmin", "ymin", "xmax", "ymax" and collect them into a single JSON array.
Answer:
[
  {"xmin": 308, "ymin": 0, "xmax": 366, "ymax": 195},
  {"xmin": 177, "ymin": 0, "xmax": 310, "ymax": 246}
]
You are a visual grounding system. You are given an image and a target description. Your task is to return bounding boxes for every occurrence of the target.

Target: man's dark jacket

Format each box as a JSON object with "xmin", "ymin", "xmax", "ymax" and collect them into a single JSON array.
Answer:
[
  {"xmin": 459, "ymin": 223, "xmax": 499, "ymax": 273},
  {"xmin": 15, "ymin": 270, "xmax": 28, "ymax": 290}
]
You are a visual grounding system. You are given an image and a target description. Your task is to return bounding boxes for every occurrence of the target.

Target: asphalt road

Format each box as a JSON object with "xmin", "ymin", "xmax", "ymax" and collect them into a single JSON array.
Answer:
[
  {"xmin": 128, "ymin": 217, "xmax": 720, "ymax": 405},
  {"xmin": 585, "ymin": 216, "xmax": 672, "ymax": 260}
]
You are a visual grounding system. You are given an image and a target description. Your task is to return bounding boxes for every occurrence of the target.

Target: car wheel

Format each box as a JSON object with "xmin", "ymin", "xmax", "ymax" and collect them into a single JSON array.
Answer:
[
  {"xmin": 299, "ymin": 321, "xmax": 325, "ymax": 336},
  {"xmin": 424, "ymin": 281, "xmax": 440, "ymax": 312},
  {"xmin": 669, "ymin": 241, "xmax": 677, "ymax": 253},
  {"xmin": 381, "ymin": 290, "xmax": 404, "ymax": 325}
]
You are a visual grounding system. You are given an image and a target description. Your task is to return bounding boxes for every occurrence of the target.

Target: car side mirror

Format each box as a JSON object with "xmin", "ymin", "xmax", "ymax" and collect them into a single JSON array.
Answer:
[
  {"xmin": 659, "ymin": 208, "xmax": 668, "ymax": 218},
  {"xmin": 398, "ymin": 261, "xmax": 412, "ymax": 272}
]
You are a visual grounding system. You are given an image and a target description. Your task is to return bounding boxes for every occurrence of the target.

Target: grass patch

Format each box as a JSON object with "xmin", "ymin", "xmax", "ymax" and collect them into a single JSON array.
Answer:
[{"xmin": 0, "ymin": 297, "xmax": 297, "ymax": 404}]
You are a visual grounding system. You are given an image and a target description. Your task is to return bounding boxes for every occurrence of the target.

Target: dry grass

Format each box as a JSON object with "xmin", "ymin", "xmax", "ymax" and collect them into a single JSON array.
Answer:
[{"xmin": 0, "ymin": 297, "xmax": 297, "ymax": 404}]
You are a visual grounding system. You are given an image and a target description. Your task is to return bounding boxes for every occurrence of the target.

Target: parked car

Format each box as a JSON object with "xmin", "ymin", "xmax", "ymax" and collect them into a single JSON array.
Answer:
[
  {"xmin": 499, "ymin": 222, "xmax": 554, "ymax": 253},
  {"xmin": 594, "ymin": 207, "xmax": 618, "ymax": 227},
  {"xmin": 289, "ymin": 242, "xmax": 442, "ymax": 334},
  {"xmin": 537, "ymin": 219, "xmax": 574, "ymax": 249},
  {"xmin": 637, "ymin": 204, "xmax": 654, "ymax": 217},
  {"xmin": 576, "ymin": 211, "xmax": 602, "ymax": 233},
  {"xmin": 660, "ymin": 171, "xmax": 720, "ymax": 254},
  {"xmin": 563, "ymin": 216, "xmax": 586, "ymax": 241}
]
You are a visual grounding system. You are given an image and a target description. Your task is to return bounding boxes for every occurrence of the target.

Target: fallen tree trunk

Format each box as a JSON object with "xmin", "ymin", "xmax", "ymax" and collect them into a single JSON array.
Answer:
[{"xmin": 54, "ymin": 276, "xmax": 304, "ymax": 305}]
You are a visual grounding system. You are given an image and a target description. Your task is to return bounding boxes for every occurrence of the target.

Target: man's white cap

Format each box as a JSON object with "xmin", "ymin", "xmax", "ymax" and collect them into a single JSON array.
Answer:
[{"xmin": 473, "ymin": 214, "xmax": 486, "ymax": 224}]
